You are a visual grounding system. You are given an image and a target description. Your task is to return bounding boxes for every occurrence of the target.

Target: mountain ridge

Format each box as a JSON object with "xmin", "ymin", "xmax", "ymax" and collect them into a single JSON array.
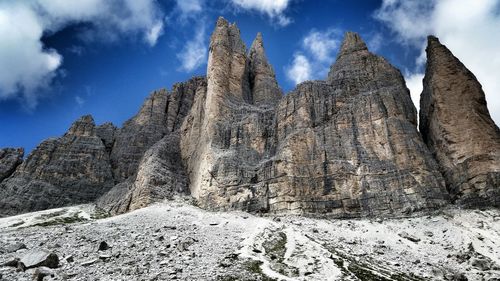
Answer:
[{"xmin": 0, "ymin": 17, "xmax": 498, "ymax": 218}]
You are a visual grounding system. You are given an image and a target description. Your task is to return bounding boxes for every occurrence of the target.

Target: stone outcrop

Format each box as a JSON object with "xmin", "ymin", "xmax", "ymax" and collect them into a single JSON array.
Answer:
[
  {"xmin": 97, "ymin": 77, "xmax": 206, "ymax": 214},
  {"xmin": 0, "ymin": 148, "xmax": 23, "ymax": 182},
  {"xmin": 0, "ymin": 115, "xmax": 114, "ymax": 217},
  {"xmin": 1, "ymin": 18, "xmax": 498, "ymax": 218},
  {"xmin": 419, "ymin": 36, "xmax": 500, "ymax": 207}
]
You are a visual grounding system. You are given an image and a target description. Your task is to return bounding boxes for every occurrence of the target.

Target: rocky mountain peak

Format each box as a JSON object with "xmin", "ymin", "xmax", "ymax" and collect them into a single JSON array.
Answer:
[
  {"xmin": 210, "ymin": 17, "xmax": 246, "ymax": 55},
  {"xmin": 420, "ymin": 35, "xmax": 500, "ymax": 207},
  {"xmin": 336, "ymin": 31, "xmax": 368, "ymax": 59},
  {"xmin": 67, "ymin": 114, "xmax": 96, "ymax": 137},
  {"xmin": 248, "ymin": 32, "xmax": 282, "ymax": 105}
]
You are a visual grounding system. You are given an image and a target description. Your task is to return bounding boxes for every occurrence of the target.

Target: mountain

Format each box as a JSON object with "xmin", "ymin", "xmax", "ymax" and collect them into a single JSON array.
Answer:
[{"xmin": 0, "ymin": 17, "xmax": 498, "ymax": 218}]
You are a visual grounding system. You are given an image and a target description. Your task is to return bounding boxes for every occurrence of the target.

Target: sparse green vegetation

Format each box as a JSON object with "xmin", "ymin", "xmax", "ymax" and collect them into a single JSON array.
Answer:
[
  {"xmin": 91, "ymin": 208, "xmax": 111, "ymax": 220},
  {"xmin": 33, "ymin": 212, "xmax": 87, "ymax": 227}
]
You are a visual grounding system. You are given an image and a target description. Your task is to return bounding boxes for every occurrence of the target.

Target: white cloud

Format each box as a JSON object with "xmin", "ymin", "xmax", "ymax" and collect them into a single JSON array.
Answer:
[
  {"xmin": 286, "ymin": 28, "xmax": 341, "ymax": 85},
  {"xmin": 404, "ymin": 73, "xmax": 424, "ymax": 115},
  {"xmin": 375, "ymin": 0, "xmax": 500, "ymax": 126},
  {"xmin": 286, "ymin": 54, "xmax": 312, "ymax": 85},
  {"xmin": 0, "ymin": 0, "xmax": 164, "ymax": 109},
  {"xmin": 176, "ymin": 0, "xmax": 203, "ymax": 15},
  {"xmin": 75, "ymin": 96, "xmax": 85, "ymax": 107},
  {"xmin": 230, "ymin": 0, "xmax": 293, "ymax": 26},
  {"xmin": 177, "ymin": 24, "xmax": 207, "ymax": 72}
]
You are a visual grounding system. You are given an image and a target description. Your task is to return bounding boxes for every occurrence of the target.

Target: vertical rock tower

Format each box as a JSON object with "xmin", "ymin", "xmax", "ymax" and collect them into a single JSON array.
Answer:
[{"xmin": 420, "ymin": 36, "xmax": 500, "ymax": 207}]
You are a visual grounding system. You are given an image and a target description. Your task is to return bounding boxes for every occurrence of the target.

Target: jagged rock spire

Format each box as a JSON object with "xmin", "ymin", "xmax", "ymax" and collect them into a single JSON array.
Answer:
[
  {"xmin": 336, "ymin": 31, "xmax": 368, "ymax": 59},
  {"xmin": 248, "ymin": 32, "xmax": 282, "ymax": 105},
  {"xmin": 206, "ymin": 17, "xmax": 251, "ymax": 118},
  {"xmin": 327, "ymin": 32, "xmax": 417, "ymax": 125},
  {"xmin": 420, "ymin": 36, "xmax": 500, "ymax": 207},
  {"xmin": 67, "ymin": 115, "xmax": 96, "ymax": 137}
]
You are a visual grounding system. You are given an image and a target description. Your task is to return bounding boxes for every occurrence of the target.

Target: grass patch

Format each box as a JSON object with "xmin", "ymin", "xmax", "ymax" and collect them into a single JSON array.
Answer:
[
  {"xmin": 33, "ymin": 212, "xmax": 87, "ymax": 227},
  {"xmin": 90, "ymin": 209, "xmax": 111, "ymax": 220}
]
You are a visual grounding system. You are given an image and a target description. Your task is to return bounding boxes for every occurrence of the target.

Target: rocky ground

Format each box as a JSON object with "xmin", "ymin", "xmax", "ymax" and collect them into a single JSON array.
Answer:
[{"xmin": 0, "ymin": 200, "xmax": 499, "ymax": 281}]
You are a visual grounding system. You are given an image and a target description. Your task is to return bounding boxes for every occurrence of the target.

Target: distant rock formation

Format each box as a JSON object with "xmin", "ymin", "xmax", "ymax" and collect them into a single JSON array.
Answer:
[
  {"xmin": 0, "ymin": 116, "xmax": 114, "ymax": 217},
  {"xmin": 0, "ymin": 18, "xmax": 498, "ymax": 217},
  {"xmin": 97, "ymin": 77, "xmax": 205, "ymax": 214},
  {"xmin": 420, "ymin": 36, "xmax": 500, "ymax": 207}
]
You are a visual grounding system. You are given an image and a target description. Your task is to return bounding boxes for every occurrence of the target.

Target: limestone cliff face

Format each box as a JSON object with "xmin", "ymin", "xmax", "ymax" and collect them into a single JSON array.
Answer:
[
  {"xmin": 420, "ymin": 36, "xmax": 500, "ymax": 207},
  {"xmin": 180, "ymin": 17, "xmax": 281, "ymax": 212},
  {"xmin": 180, "ymin": 21, "xmax": 449, "ymax": 217},
  {"xmin": 0, "ymin": 116, "xmax": 114, "ymax": 217},
  {"xmin": 97, "ymin": 77, "xmax": 205, "ymax": 214}
]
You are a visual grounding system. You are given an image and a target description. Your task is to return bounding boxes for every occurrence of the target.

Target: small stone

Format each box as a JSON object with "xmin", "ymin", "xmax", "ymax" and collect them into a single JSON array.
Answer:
[
  {"xmin": 20, "ymin": 250, "xmax": 59, "ymax": 269},
  {"xmin": 81, "ymin": 258, "xmax": 99, "ymax": 266},
  {"xmin": 471, "ymin": 258, "xmax": 492, "ymax": 271},
  {"xmin": 398, "ymin": 232, "xmax": 421, "ymax": 243},
  {"xmin": 99, "ymin": 254, "xmax": 112, "ymax": 261},
  {"xmin": 424, "ymin": 231, "xmax": 434, "ymax": 237},
  {"xmin": 1, "ymin": 242, "xmax": 27, "ymax": 253},
  {"xmin": 33, "ymin": 267, "xmax": 55, "ymax": 281},
  {"xmin": 98, "ymin": 241, "xmax": 110, "ymax": 251},
  {"xmin": 65, "ymin": 255, "xmax": 74, "ymax": 263}
]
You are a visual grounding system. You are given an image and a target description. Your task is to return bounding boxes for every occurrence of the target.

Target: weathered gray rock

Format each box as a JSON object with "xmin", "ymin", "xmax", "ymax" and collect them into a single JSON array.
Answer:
[
  {"xmin": 33, "ymin": 267, "xmax": 55, "ymax": 281},
  {"xmin": 97, "ymin": 77, "xmax": 205, "ymax": 214},
  {"xmin": 0, "ymin": 147, "xmax": 23, "ymax": 182},
  {"xmin": 109, "ymin": 77, "xmax": 205, "ymax": 183},
  {"xmin": 0, "ymin": 242, "xmax": 26, "ymax": 254},
  {"xmin": 181, "ymin": 22, "xmax": 449, "ymax": 217},
  {"xmin": 248, "ymin": 32, "xmax": 282, "ymax": 106},
  {"xmin": 19, "ymin": 250, "xmax": 59, "ymax": 269},
  {"xmin": 420, "ymin": 36, "xmax": 500, "ymax": 207},
  {"xmin": 0, "ymin": 115, "xmax": 114, "ymax": 217}
]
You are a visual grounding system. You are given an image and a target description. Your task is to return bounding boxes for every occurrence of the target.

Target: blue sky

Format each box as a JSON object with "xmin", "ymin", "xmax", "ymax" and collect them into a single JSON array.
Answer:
[{"xmin": 1, "ymin": 0, "xmax": 499, "ymax": 154}]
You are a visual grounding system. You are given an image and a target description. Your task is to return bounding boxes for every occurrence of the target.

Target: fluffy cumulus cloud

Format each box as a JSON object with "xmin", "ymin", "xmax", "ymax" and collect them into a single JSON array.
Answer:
[
  {"xmin": 286, "ymin": 29, "xmax": 341, "ymax": 85},
  {"xmin": 230, "ymin": 0, "xmax": 293, "ymax": 26},
  {"xmin": 375, "ymin": 0, "xmax": 500, "ymax": 125},
  {"xmin": 0, "ymin": 0, "xmax": 164, "ymax": 109}
]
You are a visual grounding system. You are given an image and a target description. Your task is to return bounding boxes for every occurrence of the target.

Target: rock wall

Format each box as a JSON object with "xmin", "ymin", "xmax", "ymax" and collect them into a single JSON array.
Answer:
[
  {"xmin": 420, "ymin": 36, "xmax": 500, "ymax": 207},
  {"xmin": 180, "ymin": 21, "xmax": 449, "ymax": 217},
  {"xmin": 97, "ymin": 77, "xmax": 206, "ymax": 214},
  {"xmin": 0, "ymin": 116, "xmax": 114, "ymax": 217},
  {"xmin": 0, "ymin": 148, "xmax": 23, "ymax": 183}
]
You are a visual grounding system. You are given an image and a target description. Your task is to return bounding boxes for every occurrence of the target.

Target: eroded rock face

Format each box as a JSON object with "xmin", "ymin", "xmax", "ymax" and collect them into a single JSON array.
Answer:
[
  {"xmin": 0, "ymin": 115, "xmax": 114, "ymax": 217},
  {"xmin": 110, "ymin": 77, "xmax": 205, "ymax": 182},
  {"xmin": 0, "ymin": 148, "xmax": 24, "ymax": 182},
  {"xmin": 97, "ymin": 77, "xmax": 206, "ymax": 214},
  {"xmin": 419, "ymin": 36, "xmax": 500, "ymax": 207},
  {"xmin": 181, "ymin": 22, "xmax": 449, "ymax": 217}
]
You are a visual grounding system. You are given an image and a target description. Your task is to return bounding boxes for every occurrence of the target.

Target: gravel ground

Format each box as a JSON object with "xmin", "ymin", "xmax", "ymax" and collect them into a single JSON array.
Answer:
[{"xmin": 0, "ymin": 200, "xmax": 499, "ymax": 281}]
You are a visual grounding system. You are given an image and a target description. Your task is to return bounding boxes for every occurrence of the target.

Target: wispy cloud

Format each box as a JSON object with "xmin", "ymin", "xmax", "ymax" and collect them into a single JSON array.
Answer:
[
  {"xmin": 177, "ymin": 24, "xmax": 207, "ymax": 72},
  {"xmin": 286, "ymin": 28, "xmax": 341, "ymax": 85},
  {"xmin": 0, "ymin": 0, "xmax": 165, "ymax": 109},
  {"xmin": 374, "ymin": 0, "xmax": 500, "ymax": 125},
  {"xmin": 229, "ymin": 0, "xmax": 293, "ymax": 26}
]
